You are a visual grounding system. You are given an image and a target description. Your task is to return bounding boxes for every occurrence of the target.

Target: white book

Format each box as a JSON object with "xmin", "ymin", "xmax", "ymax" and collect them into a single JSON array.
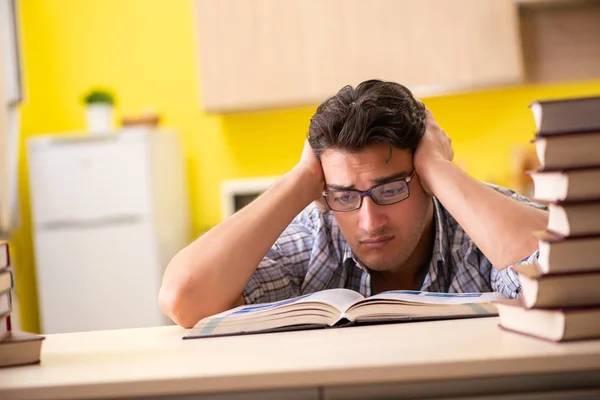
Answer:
[
  {"xmin": 530, "ymin": 168, "xmax": 600, "ymax": 203},
  {"xmin": 184, "ymin": 289, "xmax": 501, "ymax": 339}
]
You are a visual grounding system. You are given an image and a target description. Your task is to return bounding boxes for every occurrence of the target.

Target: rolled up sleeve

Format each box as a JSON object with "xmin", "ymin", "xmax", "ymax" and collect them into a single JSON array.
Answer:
[{"xmin": 491, "ymin": 250, "xmax": 539, "ymax": 298}]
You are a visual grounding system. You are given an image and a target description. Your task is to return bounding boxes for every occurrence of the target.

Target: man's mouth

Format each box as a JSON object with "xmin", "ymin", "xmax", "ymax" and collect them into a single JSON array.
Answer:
[{"xmin": 360, "ymin": 235, "xmax": 394, "ymax": 248}]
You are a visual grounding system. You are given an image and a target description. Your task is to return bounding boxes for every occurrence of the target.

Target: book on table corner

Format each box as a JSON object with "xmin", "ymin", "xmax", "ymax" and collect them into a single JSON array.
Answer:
[
  {"xmin": 0, "ymin": 330, "xmax": 45, "ymax": 368},
  {"xmin": 506, "ymin": 95, "xmax": 600, "ymax": 342},
  {"xmin": 512, "ymin": 262, "xmax": 600, "ymax": 309},
  {"xmin": 529, "ymin": 96, "xmax": 600, "ymax": 136},
  {"xmin": 184, "ymin": 289, "xmax": 502, "ymax": 339},
  {"xmin": 534, "ymin": 230, "xmax": 600, "ymax": 274},
  {"xmin": 496, "ymin": 299, "xmax": 600, "ymax": 342},
  {"xmin": 528, "ymin": 167, "xmax": 600, "ymax": 203},
  {"xmin": 547, "ymin": 201, "xmax": 600, "ymax": 237}
]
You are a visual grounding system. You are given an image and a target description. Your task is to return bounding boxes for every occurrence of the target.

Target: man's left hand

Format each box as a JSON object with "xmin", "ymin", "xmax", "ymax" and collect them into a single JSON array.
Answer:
[{"xmin": 413, "ymin": 108, "xmax": 454, "ymax": 195}]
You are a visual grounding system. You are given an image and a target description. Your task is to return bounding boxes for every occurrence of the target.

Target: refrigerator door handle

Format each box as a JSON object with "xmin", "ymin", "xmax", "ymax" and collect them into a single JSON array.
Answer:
[{"xmin": 37, "ymin": 215, "xmax": 146, "ymax": 230}]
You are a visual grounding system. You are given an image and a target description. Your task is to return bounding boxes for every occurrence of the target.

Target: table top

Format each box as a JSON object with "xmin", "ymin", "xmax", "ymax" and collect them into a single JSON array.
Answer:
[{"xmin": 1, "ymin": 317, "xmax": 600, "ymax": 399}]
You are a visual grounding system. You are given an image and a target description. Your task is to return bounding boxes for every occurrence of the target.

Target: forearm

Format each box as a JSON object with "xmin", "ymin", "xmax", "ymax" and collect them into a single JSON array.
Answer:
[
  {"xmin": 424, "ymin": 160, "xmax": 548, "ymax": 270},
  {"xmin": 159, "ymin": 167, "xmax": 320, "ymax": 327}
]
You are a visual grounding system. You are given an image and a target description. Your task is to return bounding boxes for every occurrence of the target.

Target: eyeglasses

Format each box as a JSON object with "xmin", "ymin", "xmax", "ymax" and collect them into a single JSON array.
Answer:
[{"xmin": 322, "ymin": 170, "xmax": 416, "ymax": 212}]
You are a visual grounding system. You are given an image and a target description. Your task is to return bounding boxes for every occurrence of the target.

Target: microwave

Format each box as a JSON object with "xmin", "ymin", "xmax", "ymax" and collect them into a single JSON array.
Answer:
[{"xmin": 220, "ymin": 176, "xmax": 280, "ymax": 220}]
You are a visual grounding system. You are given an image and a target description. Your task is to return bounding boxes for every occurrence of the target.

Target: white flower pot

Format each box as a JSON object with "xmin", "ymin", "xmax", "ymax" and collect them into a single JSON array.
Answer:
[{"xmin": 86, "ymin": 104, "xmax": 114, "ymax": 134}]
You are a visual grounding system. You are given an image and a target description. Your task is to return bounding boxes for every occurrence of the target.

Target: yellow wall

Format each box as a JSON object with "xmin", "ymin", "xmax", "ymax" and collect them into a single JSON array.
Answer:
[{"xmin": 12, "ymin": 0, "xmax": 600, "ymax": 332}]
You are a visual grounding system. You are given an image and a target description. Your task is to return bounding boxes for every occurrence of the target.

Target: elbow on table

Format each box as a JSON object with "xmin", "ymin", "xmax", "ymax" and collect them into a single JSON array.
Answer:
[
  {"xmin": 159, "ymin": 269, "xmax": 239, "ymax": 329},
  {"xmin": 158, "ymin": 282, "xmax": 198, "ymax": 328},
  {"xmin": 158, "ymin": 251, "xmax": 247, "ymax": 328},
  {"xmin": 159, "ymin": 283, "xmax": 243, "ymax": 328},
  {"xmin": 158, "ymin": 252, "xmax": 205, "ymax": 328}
]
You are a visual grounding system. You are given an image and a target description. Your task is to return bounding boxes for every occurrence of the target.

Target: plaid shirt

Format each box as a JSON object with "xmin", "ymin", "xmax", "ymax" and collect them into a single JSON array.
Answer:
[{"xmin": 242, "ymin": 184, "xmax": 546, "ymax": 304}]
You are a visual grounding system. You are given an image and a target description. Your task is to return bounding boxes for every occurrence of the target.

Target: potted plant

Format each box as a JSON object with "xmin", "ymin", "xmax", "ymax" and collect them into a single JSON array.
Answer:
[{"xmin": 83, "ymin": 89, "xmax": 116, "ymax": 134}]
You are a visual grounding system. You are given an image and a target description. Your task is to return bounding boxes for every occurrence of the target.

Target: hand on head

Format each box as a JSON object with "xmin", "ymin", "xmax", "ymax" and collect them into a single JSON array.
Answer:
[
  {"xmin": 413, "ymin": 107, "xmax": 454, "ymax": 195},
  {"xmin": 294, "ymin": 139, "xmax": 328, "ymax": 209}
]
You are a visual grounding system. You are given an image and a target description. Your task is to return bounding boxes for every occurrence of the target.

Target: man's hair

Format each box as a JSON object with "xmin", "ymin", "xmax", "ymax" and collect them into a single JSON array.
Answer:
[{"xmin": 308, "ymin": 79, "xmax": 426, "ymax": 159}]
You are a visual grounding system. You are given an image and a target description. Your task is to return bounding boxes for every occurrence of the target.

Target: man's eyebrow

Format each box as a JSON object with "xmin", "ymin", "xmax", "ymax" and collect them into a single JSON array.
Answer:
[
  {"xmin": 326, "ymin": 171, "xmax": 411, "ymax": 191},
  {"xmin": 371, "ymin": 171, "xmax": 411, "ymax": 185},
  {"xmin": 325, "ymin": 182, "xmax": 356, "ymax": 191}
]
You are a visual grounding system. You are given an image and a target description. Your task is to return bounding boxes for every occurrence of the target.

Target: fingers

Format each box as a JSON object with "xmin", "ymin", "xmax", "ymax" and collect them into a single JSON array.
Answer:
[
  {"xmin": 424, "ymin": 107, "xmax": 438, "ymax": 127},
  {"xmin": 296, "ymin": 139, "xmax": 326, "ymax": 202}
]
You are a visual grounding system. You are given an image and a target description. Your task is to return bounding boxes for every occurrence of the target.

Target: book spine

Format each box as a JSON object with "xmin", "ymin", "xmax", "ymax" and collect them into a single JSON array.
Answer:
[
  {"xmin": 540, "ymin": 232, "xmax": 600, "ymax": 242},
  {"xmin": 530, "ymin": 166, "xmax": 600, "ymax": 173},
  {"xmin": 535, "ymin": 128, "xmax": 600, "ymax": 137},
  {"xmin": 0, "ymin": 243, "xmax": 9, "ymax": 270}
]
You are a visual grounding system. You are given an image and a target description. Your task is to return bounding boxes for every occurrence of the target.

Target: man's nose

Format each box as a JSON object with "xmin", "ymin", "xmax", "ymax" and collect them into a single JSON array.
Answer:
[{"xmin": 357, "ymin": 196, "xmax": 387, "ymax": 234}]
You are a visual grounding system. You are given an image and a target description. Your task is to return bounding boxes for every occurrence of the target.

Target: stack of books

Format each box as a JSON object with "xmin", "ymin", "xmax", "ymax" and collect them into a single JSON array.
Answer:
[
  {"xmin": 0, "ymin": 239, "xmax": 44, "ymax": 367},
  {"xmin": 497, "ymin": 95, "xmax": 600, "ymax": 342}
]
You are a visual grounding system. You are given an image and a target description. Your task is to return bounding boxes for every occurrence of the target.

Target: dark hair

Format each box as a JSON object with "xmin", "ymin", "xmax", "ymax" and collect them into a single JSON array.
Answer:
[{"xmin": 308, "ymin": 79, "xmax": 426, "ymax": 158}]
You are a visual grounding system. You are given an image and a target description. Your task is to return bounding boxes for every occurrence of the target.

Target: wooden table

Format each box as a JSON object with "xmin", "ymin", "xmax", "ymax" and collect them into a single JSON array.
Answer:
[{"xmin": 1, "ymin": 317, "xmax": 599, "ymax": 399}]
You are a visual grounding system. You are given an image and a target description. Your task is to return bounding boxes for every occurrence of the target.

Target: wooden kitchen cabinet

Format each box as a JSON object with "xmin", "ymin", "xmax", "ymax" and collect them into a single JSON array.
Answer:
[
  {"xmin": 194, "ymin": 0, "xmax": 524, "ymax": 112},
  {"xmin": 519, "ymin": 0, "xmax": 600, "ymax": 84}
]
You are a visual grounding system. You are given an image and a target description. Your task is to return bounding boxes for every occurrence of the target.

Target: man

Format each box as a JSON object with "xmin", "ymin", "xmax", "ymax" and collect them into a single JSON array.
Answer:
[{"xmin": 159, "ymin": 80, "xmax": 548, "ymax": 328}]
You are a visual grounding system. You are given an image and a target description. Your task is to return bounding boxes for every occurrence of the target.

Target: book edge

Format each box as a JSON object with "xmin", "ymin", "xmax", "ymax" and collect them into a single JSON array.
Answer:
[{"xmin": 535, "ymin": 127, "xmax": 600, "ymax": 137}]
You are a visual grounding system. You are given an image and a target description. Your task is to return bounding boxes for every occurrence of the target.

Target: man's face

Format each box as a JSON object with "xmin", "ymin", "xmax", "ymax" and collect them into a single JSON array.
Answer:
[{"xmin": 320, "ymin": 143, "xmax": 432, "ymax": 273}]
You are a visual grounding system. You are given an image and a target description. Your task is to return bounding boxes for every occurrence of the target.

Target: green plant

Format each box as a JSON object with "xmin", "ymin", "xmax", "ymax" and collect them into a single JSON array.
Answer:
[{"xmin": 83, "ymin": 89, "xmax": 116, "ymax": 105}]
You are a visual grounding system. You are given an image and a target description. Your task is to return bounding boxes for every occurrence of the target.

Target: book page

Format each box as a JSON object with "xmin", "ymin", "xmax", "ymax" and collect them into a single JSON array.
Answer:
[
  {"xmin": 343, "ymin": 291, "xmax": 502, "ymax": 322},
  {"xmin": 298, "ymin": 288, "xmax": 365, "ymax": 311},
  {"xmin": 366, "ymin": 290, "xmax": 502, "ymax": 305},
  {"xmin": 188, "ymin": 289, "xmax": 365, "ymax": 337},
  {"xmin": 203, "ymin": 288, "xmax": 364, "ymax": 320}
]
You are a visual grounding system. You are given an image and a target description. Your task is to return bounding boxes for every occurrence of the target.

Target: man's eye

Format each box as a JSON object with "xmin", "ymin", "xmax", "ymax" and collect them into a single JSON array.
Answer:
[
  {"xmin": 380, "ymin": 186, "xmax": 406, "ymax": 198},
  {"xmin": 383, "ymin": 188, "xmax": 401, "ymax": 196},
  {"xmin": 334, "ymin": 193, "xmax": 354, "ymax": 203}
]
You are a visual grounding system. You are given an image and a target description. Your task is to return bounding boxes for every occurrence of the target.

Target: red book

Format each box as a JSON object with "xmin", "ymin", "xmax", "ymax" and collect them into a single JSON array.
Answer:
[
  {"xmin": 534, "ymin": 230, "xmax": 600, "ymax": 275},
  {"xmin": 533, "ymin": 131, "xmax": 600, "ymax": 170},
  {"xmin": 530, "ymin": 96, "xmax": 600, "ymax": 136},
  {"xmin": 528, "ymin": 167, "xmax": 600, "ymax": 203}
]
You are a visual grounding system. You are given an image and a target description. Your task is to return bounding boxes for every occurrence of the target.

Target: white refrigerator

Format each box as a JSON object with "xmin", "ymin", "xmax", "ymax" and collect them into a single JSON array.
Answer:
[{"xmin": 28, "ymin": 130, "xmax": 190, "ymax": 334}]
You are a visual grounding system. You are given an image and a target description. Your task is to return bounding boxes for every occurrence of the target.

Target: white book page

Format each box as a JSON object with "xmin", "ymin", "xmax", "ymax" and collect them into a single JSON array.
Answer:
[
  {"xmin": 297, "ymin": 288, "xmax": 365, "ymax": 311},
  {"xmin": 202, "ymin": 288, "xmax": 364, "ymax": 321},
  {"xmin": 368, "ymin": 290, "xmax": 503, "ymax": 305},
  {"xmin": 530, "ymin": 103, "xmax": 542, "ymax": 132}
]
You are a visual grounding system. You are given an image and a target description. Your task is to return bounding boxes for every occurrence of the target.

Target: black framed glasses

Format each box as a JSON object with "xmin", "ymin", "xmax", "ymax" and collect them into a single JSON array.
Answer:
[{"xmin": 323, "ymin": 170, "xmax": 416, "ymax": 212}]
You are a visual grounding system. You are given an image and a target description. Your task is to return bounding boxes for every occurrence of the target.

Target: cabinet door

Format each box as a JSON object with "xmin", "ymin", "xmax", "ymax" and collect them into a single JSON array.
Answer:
[{"xmin": 195, "ymin": 0, "xmax": 523, "ymax": 112}]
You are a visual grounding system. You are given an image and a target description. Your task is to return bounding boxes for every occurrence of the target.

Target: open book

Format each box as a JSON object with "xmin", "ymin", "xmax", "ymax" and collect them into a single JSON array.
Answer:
[{"xmin": 184, "ymin": 289, "xmax": 502, "ymax": 339}]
